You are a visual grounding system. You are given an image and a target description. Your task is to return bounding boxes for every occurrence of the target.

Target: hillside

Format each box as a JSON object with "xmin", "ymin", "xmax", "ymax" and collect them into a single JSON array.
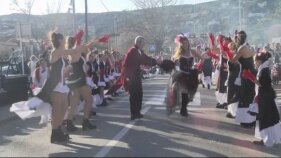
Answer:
[{"xmin": 0, "ymin": 0, "xmax": 280, "ymax": 55}]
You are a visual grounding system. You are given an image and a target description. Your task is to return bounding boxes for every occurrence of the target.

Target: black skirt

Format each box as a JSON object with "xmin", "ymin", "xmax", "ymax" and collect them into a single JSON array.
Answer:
[{"xmin": 238, "ymin": 78, "xmax": 255, "ymax": 108}]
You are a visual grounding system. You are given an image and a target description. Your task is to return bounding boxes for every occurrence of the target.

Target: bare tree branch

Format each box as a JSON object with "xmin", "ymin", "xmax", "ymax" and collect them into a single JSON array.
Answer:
[{"xmin": 10, "ymin": 0, "xmax": 35, "ymax": 15}]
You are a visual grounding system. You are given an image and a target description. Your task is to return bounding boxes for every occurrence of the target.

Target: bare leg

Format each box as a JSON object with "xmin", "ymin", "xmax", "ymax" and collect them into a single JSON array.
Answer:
[
  {"xmin": 67, "ymin": 89, "xmax": 80, "ymax": 120},
  {"xmin": 79, "ymin": 85, "xmax": 93, "ymax": 119},
  {"xmin": 51, "ymin": 92, "xmax": 68, "ymax": 129}
]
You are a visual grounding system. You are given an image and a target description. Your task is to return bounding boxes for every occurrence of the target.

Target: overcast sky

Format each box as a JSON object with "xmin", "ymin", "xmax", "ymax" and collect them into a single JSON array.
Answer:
[{"xmin": 0, "ymin": 0, "xmax": 216, "ymax": 15}]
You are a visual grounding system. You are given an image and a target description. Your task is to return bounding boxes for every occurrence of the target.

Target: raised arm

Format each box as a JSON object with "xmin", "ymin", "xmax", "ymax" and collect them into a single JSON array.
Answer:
[
  {"xmin": 191, "ymin": 49, "xmax": 203, "ymax": 60},
  {"xmin": 229, "ymin": 47, "xmax": 245, "ymax": 63}
]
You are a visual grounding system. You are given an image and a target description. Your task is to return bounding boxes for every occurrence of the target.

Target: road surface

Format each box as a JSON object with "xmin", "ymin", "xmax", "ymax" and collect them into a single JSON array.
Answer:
[{"xmin": 0, "ymin": 75, "xmax": 281, "ymax": 157}]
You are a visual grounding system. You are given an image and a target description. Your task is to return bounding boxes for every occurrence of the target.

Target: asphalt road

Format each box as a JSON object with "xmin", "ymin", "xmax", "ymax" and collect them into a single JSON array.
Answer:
[{"xmin": 0, "ymin": 75, "xmax": 281, "ymax": 157}]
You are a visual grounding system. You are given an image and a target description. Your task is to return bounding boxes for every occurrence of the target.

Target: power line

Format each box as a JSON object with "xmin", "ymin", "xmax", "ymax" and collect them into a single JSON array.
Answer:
[{"xmin": 99, "ymin": 0, "xmax": 110, "ymax": 12}]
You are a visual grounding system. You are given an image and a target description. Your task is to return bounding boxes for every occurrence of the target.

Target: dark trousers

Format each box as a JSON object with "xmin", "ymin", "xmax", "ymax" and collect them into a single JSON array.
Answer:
[
  {"xmin": 129, "ymin": 78, "xmax": 143, "ymax": 116},
  {"xmin": 181, "ymin": 93, "xmax": 189, "ymax": 111}
]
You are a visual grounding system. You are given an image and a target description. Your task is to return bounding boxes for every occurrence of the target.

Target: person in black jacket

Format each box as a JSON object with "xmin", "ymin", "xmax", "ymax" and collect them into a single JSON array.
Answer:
[{"xmin": 243, "ymin": 51, "xmax": 281, "ymax": 146}]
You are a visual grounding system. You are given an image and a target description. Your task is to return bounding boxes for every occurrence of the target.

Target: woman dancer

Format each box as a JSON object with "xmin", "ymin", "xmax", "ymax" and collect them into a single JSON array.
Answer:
[
  {"xmin": 243, "ymin": 52, "xmax": 281, "ymax": 146},
  {"xmin": 229, "ymin": 31, "xmax": 256, "ymax": 128},
  {"xmin": 215, "ymin": 35, "xmax": 229, "ymax": 109},
  {"xmin": 169, "ymin": 35, "xmax": 202, "ymax": 117},
  {"xmin": 225, "ymin": 42, "xmax": 241, "ymax": 118},
  {"xmin": 96, "ymin": 52, "xmax": 107, "ymax": 106},
  {"xmin": 65, "ymin": 35, "xmax": 97, "ymax": 132}
]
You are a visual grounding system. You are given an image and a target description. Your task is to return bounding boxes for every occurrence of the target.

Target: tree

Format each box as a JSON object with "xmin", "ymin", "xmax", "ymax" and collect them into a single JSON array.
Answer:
[
  {"xmin": 128, "ymin": 0, "xmax": 183, "ymax": 53},
  {"xmin": 46, "ymin": 0, "xmax": 63, "ymax": 14},
  {"xmin": 10, "ymin": 0, "xmax": 35, "ymax": 16}
]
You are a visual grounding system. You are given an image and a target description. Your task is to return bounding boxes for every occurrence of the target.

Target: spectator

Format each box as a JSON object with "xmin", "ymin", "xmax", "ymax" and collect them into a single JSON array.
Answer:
[
  {"xmin": 0, "ymin": 74, "xmax": 7, "ymax": 93},
  {"xmin": 32, "ymin": 59, "xmax": 49, "ymax": 88}
]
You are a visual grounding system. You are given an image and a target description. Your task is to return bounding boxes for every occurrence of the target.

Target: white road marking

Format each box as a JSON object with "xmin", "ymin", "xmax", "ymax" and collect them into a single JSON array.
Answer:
[
  {"xmin": 154, "ymin": 92, "xmax": 201, "ymax": 110},
  {"xmin": 188, "ymin": 92, "xmax": 201, "ymax": 106},
  {"xmin": 95, "ymin": 91, "xmax": 166, "ymax": 157}
]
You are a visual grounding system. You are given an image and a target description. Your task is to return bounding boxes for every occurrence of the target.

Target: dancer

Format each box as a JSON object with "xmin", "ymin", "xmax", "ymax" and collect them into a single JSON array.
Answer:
[
  {"xmin": 201, "ymin": 48, "xmax": 213, "ymax": 89},
  {"xmin": 215, "ymin": 35, "xmax": 229, "ymax": 109},
  {"xmin": 65, "ymin": 34, "xmax": 97, "ymax": 132},
  {"xmin": 225, "ymin": 42, "xmax": 241, "ymax": 118},
  {"xmin": 168, "ymin": 34, "xmax": 202, "ymax": 117},
  {"xmin": 96, "ymin": 52, "xmax": 107, "ymax": 106},
  {"xmin": 229, "ymin": 31, "xmax": 256, "ymax": 128},
  {"xmin": 123, "ymin": 36, "xmax": 163, "ymax": 120},
  {"xmin": 243, "ymin": 52, "xmax": 281, "ymax": 146}
]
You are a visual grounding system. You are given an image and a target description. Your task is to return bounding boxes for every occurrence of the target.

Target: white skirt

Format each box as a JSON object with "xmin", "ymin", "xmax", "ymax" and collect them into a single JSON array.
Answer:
[
  {"xmin": 104, "ymin": 77, "xmax": 109, "ymax": 82},
  {"xmin": 109, "ymin": 75, "xmax": 115, "ymax": 81},
  {"xmin": 113, "ymin": 72, "xmax": 121, "ymax": 77},
  {"xmin": 255, "ymin": 121, "xmax": 281, "ymax": 147},
  {"xmin": 235, "ymin": 108, "xmax": 256, "ymax": 124},
  {"xmin": 248, "ymin": 103, "xmax": 258, "ymax": 115},
  {"xmin": 215, "ymin": 91, "xmax": 227, "ymax": 104},
  {"xmin": 228, "ymin": 102, "xmax": 238, "ymax": 117},
  {"xmin": 10, "ymin": 97, "xmax": 52, "ymax": 124},
  {"xmin": 98, "ymin": 81, "xmax": 106, "ymax": 87}
]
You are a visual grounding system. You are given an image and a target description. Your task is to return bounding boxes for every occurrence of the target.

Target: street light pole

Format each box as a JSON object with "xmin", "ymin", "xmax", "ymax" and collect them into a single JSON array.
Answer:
[{"xmin": 85, "ymin": 0, "xmax": 88, "ymax": 42}]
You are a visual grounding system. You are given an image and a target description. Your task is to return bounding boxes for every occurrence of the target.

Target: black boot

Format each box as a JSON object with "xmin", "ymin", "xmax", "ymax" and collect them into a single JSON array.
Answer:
[
  {"xmin": 240, "ymin": 122, "xmax": 255, "ymax": 129},
  {"xmin": 82, "ymin": 119, "xmax": 96, "ymax": 131},
  {"xmin": 208, "ymin": 84, "xmax": 210, "ymax": 90},
  {"xmin": 180, "ymin": 107, "xmax": 188, "ymax": 117},
  {"xmin": 180, "ymin": 93, "xmax": 189, "ymax": 117},
  {"xmin": 51, "ymin": 128, "xmax": 70, "ymax": 144},
  {"xmin": 66, "ymin": 120, "xmax": 78, "ymax": 132}
]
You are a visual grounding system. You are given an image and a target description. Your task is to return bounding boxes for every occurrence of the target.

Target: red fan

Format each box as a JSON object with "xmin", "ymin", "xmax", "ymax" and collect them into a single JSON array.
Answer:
[
  {"xmin": 99, "ymin": 35, "xmax": 110, "ymax": 43},
  {"xmin": 242, "ymin": 69, "xmax": 256, "ymax": 82},
  {"xmin": 75, "ymin": 29, "xmax": 84, "ymax": 46},
  {"xmin": 195, "ymin": 62, "xmax": 203, "ymax": 71},
  {"xmin": 208, "ymin": 33, "xmax": 215, "ymax": 48},
  {"xmin": 207, "ymin": 50, "xmax": 219, "ymax": 60},
  {"xmin": 217, "ymin": 34, "xmax": 224, "ymax": 50}
]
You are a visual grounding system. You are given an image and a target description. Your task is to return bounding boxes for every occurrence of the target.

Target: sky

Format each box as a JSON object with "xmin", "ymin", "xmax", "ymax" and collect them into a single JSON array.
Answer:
[{"xmin": 0, "ymin": 0, "xmax": 215, "ymax": 15}]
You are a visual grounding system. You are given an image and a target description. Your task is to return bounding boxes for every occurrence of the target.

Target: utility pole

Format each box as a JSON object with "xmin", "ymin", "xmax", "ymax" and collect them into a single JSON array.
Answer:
[
  {"xmin": 239, "ymin": 0, "xmax": 242, "ymax": 30},
  {"xmin": 114, "ymin": 15, "xmax": 118, "ymax": 48},
  {"xmin": 72, "ymin": 0, "xmax": 76, "ymax": 34},
  {"xmin": 85, "ymin": 0, "xmax": 88, "ymax": 42}
]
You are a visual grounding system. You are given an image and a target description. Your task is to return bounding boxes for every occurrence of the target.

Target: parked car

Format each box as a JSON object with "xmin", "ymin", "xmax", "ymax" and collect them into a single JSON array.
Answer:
[{"xmin": 0, "ymin": 61, "xmax": 29, "ymax": 106}]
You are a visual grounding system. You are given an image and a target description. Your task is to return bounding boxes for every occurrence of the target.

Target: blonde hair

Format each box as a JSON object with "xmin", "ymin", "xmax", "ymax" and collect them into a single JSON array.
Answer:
[{"xmin": 173, "ymin": 39, "xmax": 191, "ymax": 61}]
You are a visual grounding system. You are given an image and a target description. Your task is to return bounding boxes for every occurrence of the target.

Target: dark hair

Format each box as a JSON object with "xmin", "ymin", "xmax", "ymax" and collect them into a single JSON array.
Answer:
[
  {"xmin": 66, "ymin": 36, "xmax": 75, "ymax": 49},
  {"xmin": 50, "ymin": 32, "xmax": 64, "ymax": 49},
  {"xmin": 255, "ymin": 51, "xmax": 272, "ymax": 63},
  {"xmin": 179, "ymin": 36, "xmax": 188, "ymax": 44},
  {"xmin": 237, "ymin": 31, "xmax": 247, "ymax": 45}
]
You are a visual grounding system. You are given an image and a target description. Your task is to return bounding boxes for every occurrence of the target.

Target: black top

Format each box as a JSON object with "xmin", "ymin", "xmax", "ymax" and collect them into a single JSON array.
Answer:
[
  {"xmin": 179, "ymin": 57, "xmax": 194, "ymax": 72},
  {"xmin": 239, "ymin": 56, "xmax": 255, "ymax": 71},
  {"xmin": 71, "ymin": 57, "xmax": 85, "ymax": 80},
  {"xmin": 37, "ymin": 58, "xmax": 67, "ymax": 103}
]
